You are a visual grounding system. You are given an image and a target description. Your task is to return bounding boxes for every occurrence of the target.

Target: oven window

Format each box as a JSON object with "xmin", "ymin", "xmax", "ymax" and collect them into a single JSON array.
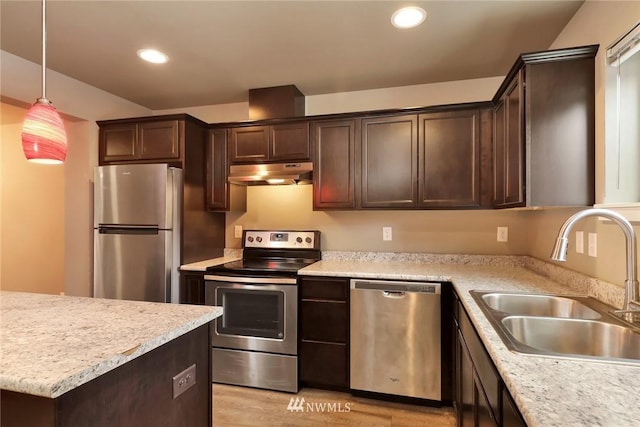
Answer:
[{"xmin": 217, "ymin": 288, "xmax": 285, "ymax": 339}]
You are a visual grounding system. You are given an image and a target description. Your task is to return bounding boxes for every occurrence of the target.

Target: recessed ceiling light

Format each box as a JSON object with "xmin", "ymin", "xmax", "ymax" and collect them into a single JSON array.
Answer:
[
  {"xmin": 391, "ymin": 7, "xmax": 427, "ymax": 29},
  {"xmin": 137, "ymin": 49, "xmax": 169, "ymax": 64}
]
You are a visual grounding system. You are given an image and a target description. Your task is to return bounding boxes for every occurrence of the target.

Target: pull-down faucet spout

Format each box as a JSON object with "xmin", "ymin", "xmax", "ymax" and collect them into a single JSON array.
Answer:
[{"xmin": 550, "ymin": 208, "xmax": 638, "ymax": 312}]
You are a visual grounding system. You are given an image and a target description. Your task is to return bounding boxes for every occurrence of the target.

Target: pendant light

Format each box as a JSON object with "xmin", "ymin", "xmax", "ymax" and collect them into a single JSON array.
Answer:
[{"xmin": 21, "ymin": 0, "xmax": 67, "ymax": 164}]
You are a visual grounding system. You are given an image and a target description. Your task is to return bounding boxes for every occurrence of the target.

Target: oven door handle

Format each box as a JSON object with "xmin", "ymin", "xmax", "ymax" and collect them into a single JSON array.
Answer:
[{"xmin": 204, "ymin": 275, "xmax": 297, "ymax": 285}]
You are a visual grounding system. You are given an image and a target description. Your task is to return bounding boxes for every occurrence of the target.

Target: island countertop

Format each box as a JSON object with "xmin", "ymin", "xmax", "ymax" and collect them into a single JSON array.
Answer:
[
  {"xmin": 299, "ymin": 257, "xmax": 640, "ymax": 427},
  {"xmin": 0, "ymin": 291, "xmax": 222, "ymax": 399}
]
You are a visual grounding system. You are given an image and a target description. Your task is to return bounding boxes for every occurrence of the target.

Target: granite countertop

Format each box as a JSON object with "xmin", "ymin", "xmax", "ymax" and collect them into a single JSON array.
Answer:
[
  {"xmin": 299, "ymin": 257, "xmax": 640, "ymax": 427},
  {"xmin": 179, "ymin": 255, "xmax": 241, "ymax": 272},
  {"xmin": 0, "ymin": 291, "xmax": 223, "ymax": 399}
]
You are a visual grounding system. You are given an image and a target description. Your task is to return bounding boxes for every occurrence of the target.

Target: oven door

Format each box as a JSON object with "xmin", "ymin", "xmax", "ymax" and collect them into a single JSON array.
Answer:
[{"xmin": 204, "ymin": 275, "xmax": 297, "ymax": 355}]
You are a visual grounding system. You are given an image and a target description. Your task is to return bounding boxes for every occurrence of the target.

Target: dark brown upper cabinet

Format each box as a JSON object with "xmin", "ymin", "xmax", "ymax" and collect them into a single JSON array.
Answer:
[
  {"xmin": 360, "ymin": 114, "xmax": 419, "ymax": 209},
  {"xmin": 229, "ymin": 121, "xmax": 310, "ymax": 164},
  {"xmin": 418, "ymin": 109, "xmax": 481, "ymax": 208},
  {"xmin": 206, "ymin": 129, "xmax": 246, "ymax": 212},
  {"xmin": 99, "ymin": 119, "xmax": 181, "ymax": 164},
  {"xmin": 312, "ymin": 119, "xmax": 357, "ymax": 210},
  {"xmin": 492, "ymin": 45, "xmax": 598, "ymax": 208},
  {"xmin": 97, "ymin": 114, "xmax": 226, "ymax": 264}
]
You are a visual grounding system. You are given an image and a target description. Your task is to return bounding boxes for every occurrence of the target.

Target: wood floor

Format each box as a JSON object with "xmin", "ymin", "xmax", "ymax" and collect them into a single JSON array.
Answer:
[{"xmin": 212, "ymin": 384, "xmax": 456, "ymax": 427}]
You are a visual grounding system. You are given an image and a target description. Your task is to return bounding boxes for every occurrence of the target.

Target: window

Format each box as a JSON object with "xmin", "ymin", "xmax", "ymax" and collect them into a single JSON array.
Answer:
[{"xmin": 604, "ymin": 21, "xmax": 640, "ymax": 206}]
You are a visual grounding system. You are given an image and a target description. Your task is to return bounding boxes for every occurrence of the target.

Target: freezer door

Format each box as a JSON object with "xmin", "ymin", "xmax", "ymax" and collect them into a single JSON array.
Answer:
[
  {"xmin": 94, "ymin": 228, "xmax": 172, "ymax": 302},
  {"xmin": 94, "ymin": 164, "xmax": 176, "ymax": 228}
]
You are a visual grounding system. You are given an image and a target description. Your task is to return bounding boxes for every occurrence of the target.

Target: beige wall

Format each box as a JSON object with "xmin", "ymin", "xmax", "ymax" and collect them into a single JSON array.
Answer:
[
  {"xmin": 1, "ymin": 50, "xmax": 151, "ymax": 296},
  {"xmin": 527, "ymin": 1, "xmax": 640, "ymax": 287},
  {"xmin": 155, "ymin": 77, "xmax": 505, "ymax": 123},
  {"xmin": 0, "ymin": 103, "xmax": 65, "ymax": 294},
  {"xmin": 226, "ymin": 186, "xmax": 528, "ymax": 254},
  {"xmin": 64, "ymin": 121, "xmax": 99, "ymax": 297}
]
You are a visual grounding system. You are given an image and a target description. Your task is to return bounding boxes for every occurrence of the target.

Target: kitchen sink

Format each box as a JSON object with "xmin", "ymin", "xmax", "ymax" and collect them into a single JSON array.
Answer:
[
  {"xmin": 470, "ymin": 291, "xmax": 640, "ymax": 364},
  {"xmin": 502, "ymin": 316, "xmax": 640, "ymax": 360},
  {"xmin": 480, "ymin": 292, "xmax": 601, "ymax": 319}
]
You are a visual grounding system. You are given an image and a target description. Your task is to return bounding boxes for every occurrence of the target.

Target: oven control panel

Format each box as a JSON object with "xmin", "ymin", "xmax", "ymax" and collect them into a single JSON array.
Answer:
[{"xmin": 244, "ymin": 230, "xmax": 319, "ymax": 249}]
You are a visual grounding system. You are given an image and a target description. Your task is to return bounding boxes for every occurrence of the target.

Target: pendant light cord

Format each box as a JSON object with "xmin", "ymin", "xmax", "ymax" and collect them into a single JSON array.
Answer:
[{"xmin": 41, "ymin": 0, "xmax": 47, "ymax": 100}]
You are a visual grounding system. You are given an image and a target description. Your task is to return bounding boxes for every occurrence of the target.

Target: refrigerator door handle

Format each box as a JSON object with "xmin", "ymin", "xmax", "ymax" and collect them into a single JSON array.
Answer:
[{"xmin": 98, "ymin": 225, "xmax": 159, "ymax": 235}]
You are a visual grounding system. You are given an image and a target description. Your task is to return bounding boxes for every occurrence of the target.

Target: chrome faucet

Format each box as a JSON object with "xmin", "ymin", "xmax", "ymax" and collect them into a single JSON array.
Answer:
[{"xmin": 550, "ymin": 208, "xmax": 639, "ymax": 313}]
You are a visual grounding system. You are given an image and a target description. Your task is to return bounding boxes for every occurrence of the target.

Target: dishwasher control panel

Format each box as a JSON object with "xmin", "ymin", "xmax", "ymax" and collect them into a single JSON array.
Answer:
[{"xmin": 351, "ymin": 280, "xmax": 441, "ymax": 294}]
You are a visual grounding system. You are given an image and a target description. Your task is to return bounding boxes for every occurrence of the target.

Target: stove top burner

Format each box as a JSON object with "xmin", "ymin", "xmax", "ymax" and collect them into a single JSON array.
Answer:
[
  {"xmin": 212, "ymin": 258, "xmax": 319, "ymax": 274},
  {"xmin": 207, "ymin": 230, "xmax": 321, "ymax": 276}
]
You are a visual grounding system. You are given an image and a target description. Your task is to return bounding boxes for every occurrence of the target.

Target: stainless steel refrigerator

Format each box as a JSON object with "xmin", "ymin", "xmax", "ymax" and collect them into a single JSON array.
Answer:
[{"xmin": 93, "ymin": 164, "xmax": 182, "ymax": 303}]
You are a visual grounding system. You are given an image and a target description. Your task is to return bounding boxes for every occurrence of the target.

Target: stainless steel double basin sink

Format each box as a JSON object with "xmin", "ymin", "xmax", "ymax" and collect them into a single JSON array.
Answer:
[{"xmin": 470, "ymin": 291, "xmax": 640, "ymax": 364}]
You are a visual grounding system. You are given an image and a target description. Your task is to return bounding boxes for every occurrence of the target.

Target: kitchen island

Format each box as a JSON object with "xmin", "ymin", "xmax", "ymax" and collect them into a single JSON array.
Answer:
[
  {"xmin": 299, "ymin": 254, "xmax": 640, "ymax": 427},
  {"xmin": 0, "ymin": 291, "xmax": 222, "ymax": 427}
]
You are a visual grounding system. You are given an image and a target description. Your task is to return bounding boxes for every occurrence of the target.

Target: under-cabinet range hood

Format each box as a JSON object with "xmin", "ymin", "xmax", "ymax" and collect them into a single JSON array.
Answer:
[{"xmin": 228, "ymin": 162, "xmax": 313, "ymax": 185}]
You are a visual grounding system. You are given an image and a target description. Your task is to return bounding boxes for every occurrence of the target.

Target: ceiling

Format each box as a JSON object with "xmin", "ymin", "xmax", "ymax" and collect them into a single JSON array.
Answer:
[{"xmin": 0, "ymin": 1, "xmax": 584, "ymax": 110}]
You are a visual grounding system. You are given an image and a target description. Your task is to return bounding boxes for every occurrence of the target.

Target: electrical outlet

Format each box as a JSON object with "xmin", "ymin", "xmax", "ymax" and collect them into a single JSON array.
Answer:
[
  {"xmin": 497, "ymin": 226, "xmax": 508, "ymax": 242},
  {"xmin": 234, "ymin": 225, "xmax": 243, "ymax": 239},
  {"xmin": 383, "ymin": 226, "xmax": 392, "ymax": 241},
  {"xmin": 172, "ymin": 364, "xmax": 196, "ymax": 399},
  {"xmin": 575, "ymin": 231, "xmax": 584, "ymax": 254},
  {"xmin": 588, "ymin": 232, "xmax": 597, "ymax": 258}
]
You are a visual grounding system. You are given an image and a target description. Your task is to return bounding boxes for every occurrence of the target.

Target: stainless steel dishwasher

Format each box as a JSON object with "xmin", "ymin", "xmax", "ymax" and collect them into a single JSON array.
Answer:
[{"xmin": 350, "ymin": 279, "xmax": 441, "ymax": 401}]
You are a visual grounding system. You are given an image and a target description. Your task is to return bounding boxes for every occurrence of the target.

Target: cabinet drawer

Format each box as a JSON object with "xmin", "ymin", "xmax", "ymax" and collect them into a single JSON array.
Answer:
[
  {"xmin": 459, "ymin": 303, "xmax": 500, "ymax": 422},
  {"xmin": 300, "ymin": 300, "xmax": 347, "ymax": 343},
  {"xmin": 300, "ymin": 341, "xmax": 348, "ymax": 388},
  {"xmin": 300, "ymin": 277, "xmax": 348, "ymax": 300}
]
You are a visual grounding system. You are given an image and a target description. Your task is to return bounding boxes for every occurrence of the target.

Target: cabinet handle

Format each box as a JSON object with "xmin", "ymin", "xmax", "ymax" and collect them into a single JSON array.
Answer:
[{"xmin": 383, "ymin": 291, "xmax": 406, "ymax": 298}]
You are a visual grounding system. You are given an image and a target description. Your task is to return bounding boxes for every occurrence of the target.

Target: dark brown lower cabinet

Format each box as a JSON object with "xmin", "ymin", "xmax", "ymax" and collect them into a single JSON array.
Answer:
[
  {"xmin": 454, "ymin": 292, "xmax": 527, "ymax": 427},
  {"xmin": 299, "ymin": 277, "xmax": 349, "ymax": 390},
  {"xmin": 0, "ymin": 324, "xmax": 211, "ymax": 427},
  {"xmin": 180, "ymin": 272, "xmax": 206, "ymax": 305}
]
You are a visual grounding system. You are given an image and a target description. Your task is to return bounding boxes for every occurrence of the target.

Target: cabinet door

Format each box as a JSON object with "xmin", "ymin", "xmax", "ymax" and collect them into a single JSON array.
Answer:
[
  {"xmin": 502, "ymin": 388, "xmax": 527, "ymax": 427},
  {"xmin": 361, "ymin": 115, "xmax": 418, "ymax": 208},
  {"xmin": 207, "ymin": 129, "xmax": 229, "ymax": 211},
  {"xmin": 419, "ymin": 110, "xmax": 480, "ymax": 207},
  {"xmin": 100, "ymin": 123, "xmax": 138, "ymax": 163},
  {"xmin": 180, "ymin": 273, "xmax": 205, "ymax": 305},
  {"xmin": 312, "ymin": 120, "xmax": 356, "ymax": 209},
  {"xmin": 138, "ymin": 120, "xmax": 181, "ymax": 160},
  {"xmin": 270, "ymin": 122, "xmax": 310, "ymax": 161},
  {"xmin": 457, "ymin": 331, "xmax": 475, "ymax": 427},
  {"xmin": 492, "ymin": 99, "xmax": 506, "ymax": 205},
  {"xmin": 229, "ymin": 126, "xmax": 269, "ymax": 163},
  {"xmin": 504, "ymin": 72, "xmax": 524, "ymax": 206},
  {"xmin": 475, "ymin": 376, "xmax": 499, "ymax": 427}
]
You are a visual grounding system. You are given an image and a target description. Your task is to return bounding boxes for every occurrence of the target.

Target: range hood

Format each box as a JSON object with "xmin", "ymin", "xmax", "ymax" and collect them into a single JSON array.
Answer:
[{"xmin": 228, "ymin": 162, "xmax": 313, "ymax": 185}]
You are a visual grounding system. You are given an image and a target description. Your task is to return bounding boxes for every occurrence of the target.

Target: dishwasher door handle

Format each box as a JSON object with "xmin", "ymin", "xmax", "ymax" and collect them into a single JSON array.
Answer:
[{"xmin": 382, "ymin": 290, "xmax": 406, "ymax": 298}]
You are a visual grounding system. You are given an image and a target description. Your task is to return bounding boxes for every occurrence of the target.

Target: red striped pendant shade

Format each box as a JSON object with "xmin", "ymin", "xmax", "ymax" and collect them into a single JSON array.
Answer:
[{"xmin": 21, "ymin": 97, "xmax": 67, "ymax": 164}]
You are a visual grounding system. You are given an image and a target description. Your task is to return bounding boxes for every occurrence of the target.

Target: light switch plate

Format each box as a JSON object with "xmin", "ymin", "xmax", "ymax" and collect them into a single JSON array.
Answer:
[
  {"xmin": 234, "ymin": 225, "xmax": 243, "ymax": 239},
  {"xmin": 588, "ymin": 232, "xmax": 597, "ymax": 258},
  {"xmin": 575, "ymin": 231, "xmax": 584, "ymax": 254},
  {"xmin": 383, "ymin": 227, "xmax": 392, "ymax": 241},
  {"xmin": 497, "ymin": 226, "xmax": 508, "ymax": 242}
]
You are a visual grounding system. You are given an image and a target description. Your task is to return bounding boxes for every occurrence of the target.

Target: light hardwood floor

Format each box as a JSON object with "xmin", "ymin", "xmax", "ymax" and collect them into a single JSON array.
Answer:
[{"xmin": 212, "ymin": 384, "xmax": 456, "ymax": 427}]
